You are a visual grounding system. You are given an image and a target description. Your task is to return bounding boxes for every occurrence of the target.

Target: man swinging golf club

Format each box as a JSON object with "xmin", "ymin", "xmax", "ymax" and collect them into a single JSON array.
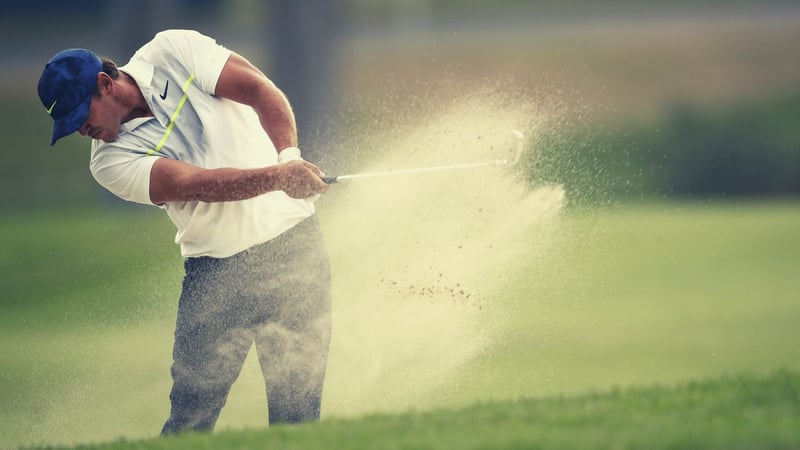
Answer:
[{"xmin": 38, "ymin": 29, "xmax": 332, "ymax": 435}]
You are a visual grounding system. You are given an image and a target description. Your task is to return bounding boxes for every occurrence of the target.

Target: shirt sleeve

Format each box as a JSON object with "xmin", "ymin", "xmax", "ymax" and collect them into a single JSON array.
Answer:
[
  {"xmin": 147, "ymin": 29, "xmax": 233, "ymax": 95},
  {"xmin": 90, "ymin": 141, "xmax": 161, "ymax": 206}
]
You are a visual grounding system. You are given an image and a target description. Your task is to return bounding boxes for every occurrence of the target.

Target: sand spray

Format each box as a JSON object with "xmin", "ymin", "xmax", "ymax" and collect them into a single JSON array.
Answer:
[{"xmin": 315, "ymin": 86, "xmax": 568, "ymax": 416}]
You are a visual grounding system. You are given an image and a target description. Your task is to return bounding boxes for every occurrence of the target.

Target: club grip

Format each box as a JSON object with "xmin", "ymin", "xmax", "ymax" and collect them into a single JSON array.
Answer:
[{"xmin": 322, "ymin": 176, "xmax": 339, "ymax": 184}]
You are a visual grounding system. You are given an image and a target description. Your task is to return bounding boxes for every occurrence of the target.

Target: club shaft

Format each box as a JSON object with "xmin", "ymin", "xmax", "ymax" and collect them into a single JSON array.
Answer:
[
  {"xmin": 323, "ymin": 129, "xmax": 525, "ymax": 184},
  {"xmin": 325, "ymin": 159, "xmax": 509, "ymax": 184}
]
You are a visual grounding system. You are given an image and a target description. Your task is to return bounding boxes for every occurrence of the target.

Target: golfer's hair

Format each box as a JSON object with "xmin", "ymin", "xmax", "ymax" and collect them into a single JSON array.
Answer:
[{"xmin": 93, "ymin": 57, "xmax": 120, "ymax": 96}]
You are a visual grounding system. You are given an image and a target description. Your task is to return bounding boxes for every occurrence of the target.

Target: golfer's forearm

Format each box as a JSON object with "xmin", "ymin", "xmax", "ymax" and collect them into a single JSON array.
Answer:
[
  {"xmin": 251, "ymin": 83, "xmax": 298, "ymax": 151},
  {"xmin": 179, "ymin": 166, "xmax": 281, "ymax": 202},
  {"xmin": 150, "ymin": 157, "xmax": 325, "ymax": 204}
]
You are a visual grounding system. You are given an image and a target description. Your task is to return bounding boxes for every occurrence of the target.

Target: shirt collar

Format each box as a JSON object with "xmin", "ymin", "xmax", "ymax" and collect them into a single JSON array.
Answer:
[
  {"xmin": 120, "ymin": 116, "xmax": 155, "ymax": 134},
  {"xmin": 119, "ymin": 59, "xmax": 170, "ymax": 128}
]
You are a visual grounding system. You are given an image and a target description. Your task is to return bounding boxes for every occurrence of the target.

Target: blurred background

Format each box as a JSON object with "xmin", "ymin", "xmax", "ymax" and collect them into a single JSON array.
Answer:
[
  {"xmin": 1, "ymin": 0, "xmax": 799, "ymax": 448},
  {"xmin": 1, "ymin": 0, "xmax": 799, "ymax": 207}
]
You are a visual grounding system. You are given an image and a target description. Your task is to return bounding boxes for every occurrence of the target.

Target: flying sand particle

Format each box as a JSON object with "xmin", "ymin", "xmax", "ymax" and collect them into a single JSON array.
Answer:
[{"xmin": 319, "ymin": 85, "xmax": 566, "ymax": 417}]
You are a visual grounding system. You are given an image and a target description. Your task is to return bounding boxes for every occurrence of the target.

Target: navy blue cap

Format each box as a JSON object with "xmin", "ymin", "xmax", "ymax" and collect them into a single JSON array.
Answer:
[{"xmin": 38, "ymin": 49, "xmax": 103, "ymax": 145}]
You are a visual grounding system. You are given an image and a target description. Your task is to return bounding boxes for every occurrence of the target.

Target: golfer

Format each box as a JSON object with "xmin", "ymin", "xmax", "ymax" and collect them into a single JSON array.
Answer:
[{"xmin": 37, "ymin": 29, "xmax": 333, "ymax": 435}]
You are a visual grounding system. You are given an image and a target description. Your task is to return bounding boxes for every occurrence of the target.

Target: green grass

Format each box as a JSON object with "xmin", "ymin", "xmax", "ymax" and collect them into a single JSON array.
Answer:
[
  {"xmin": 28, "ymin": 370, "xmax": 800, "ymax": 450},
  {"xmin": 0, "ymin": 206, "xmax": 181, "ymax": 325},
  {"xmin": 434, "ymin": 200, "xmax": 800, "ymax": 403},
  {"xmin": 2, "ymin": 200, "xmax": 799, "ymax": 449}
]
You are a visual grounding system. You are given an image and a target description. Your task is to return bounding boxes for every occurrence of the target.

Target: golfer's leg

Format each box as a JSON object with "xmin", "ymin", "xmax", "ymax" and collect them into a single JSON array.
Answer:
[
  {"xmin": 255, "ymin": 218, "xmax": 332, "ymax": 424},
  {"xmin": 256, "ymin": 311, "xmax": 331, "ymax": 424},
  {"xmin": 161, "ymin": 257, "xmax": 253, "ymax": 435}
]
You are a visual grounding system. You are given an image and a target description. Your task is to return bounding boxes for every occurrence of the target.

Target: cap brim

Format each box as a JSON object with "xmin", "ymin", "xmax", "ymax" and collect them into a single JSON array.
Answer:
[{"xmin": 50, "ymin": 94, "xmax": 93, "ymax": 146}]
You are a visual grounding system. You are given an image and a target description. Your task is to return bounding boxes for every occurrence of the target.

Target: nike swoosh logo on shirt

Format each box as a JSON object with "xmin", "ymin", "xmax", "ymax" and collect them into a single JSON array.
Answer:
[
  {"xmin": 160, "ymin": 80, "xmax": 169, "ymax": 100},
  {"xmin": 47, "ymin": 100, "xmax": 57, "ymax": 115}
]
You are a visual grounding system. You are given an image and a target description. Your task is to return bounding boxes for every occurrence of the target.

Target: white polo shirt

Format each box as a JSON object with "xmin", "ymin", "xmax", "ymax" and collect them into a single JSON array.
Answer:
[{"xmin": 89, "ymin": 29, "xmax": 314, "ymax": 258}]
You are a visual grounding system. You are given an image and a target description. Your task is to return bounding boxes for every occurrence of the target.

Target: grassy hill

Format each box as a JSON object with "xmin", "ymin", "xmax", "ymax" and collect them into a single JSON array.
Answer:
[
  {"xmin": 31, "ymin": 370, "xmax": 800, "ymax": 450},
  {"xmin": 3, "ymin": 200, "xmax": 799, "ymax": 449}
]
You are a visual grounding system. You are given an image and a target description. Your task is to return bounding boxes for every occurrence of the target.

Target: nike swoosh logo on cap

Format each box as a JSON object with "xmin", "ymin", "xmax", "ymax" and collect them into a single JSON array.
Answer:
[{"xmin": 47, "ymin": 100, "xmax": 57, "ymax": 115}]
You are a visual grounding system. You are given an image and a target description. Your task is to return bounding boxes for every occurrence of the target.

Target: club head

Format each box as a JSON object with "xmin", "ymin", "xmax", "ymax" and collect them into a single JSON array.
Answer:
[{"xmin": 508, "ymin": 129, "xmax": 525, "ymax": 166}]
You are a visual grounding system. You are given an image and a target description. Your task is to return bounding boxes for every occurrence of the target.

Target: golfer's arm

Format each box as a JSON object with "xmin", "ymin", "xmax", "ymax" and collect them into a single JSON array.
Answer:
[
  {"xmin": 214, "ymin": 53, "xmax": 297, "ymax": 151},
  {"xmin": 149, "ymin": 158, "xmax": 282, "ymax": 204},
  {"xmin": 149, "ymin": 158, "xmax": 328, "ymax": 204}
]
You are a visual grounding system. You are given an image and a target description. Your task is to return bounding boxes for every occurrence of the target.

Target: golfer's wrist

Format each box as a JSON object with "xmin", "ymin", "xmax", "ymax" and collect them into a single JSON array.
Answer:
[{"xmin": 278, "ymin": 146, "xmax": 302, "ymax": 163}]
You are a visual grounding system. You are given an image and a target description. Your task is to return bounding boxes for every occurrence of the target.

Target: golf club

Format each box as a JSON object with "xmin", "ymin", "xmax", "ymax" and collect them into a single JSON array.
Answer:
[{"xmin": 322, "ymin": 129, "xmax": 525, "ymax": 184}]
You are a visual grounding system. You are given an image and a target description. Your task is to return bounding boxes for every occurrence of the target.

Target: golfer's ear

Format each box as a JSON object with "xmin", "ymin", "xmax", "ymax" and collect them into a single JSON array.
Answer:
[{"xmin": 97, "ymin": 72, "xmax": 113, "ymax": 95}]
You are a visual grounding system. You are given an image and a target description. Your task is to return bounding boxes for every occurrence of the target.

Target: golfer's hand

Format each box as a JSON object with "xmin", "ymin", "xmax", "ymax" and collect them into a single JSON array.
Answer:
[{"xmin": 278, "ymin": 160, "xmax": 329, "ymax": 200}]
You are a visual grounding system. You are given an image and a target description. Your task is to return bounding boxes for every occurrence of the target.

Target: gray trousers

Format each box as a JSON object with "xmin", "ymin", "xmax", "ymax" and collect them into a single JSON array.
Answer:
[{"xmin": 161, "ymin": 216, "xmax": 332, "ymax": 435}]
